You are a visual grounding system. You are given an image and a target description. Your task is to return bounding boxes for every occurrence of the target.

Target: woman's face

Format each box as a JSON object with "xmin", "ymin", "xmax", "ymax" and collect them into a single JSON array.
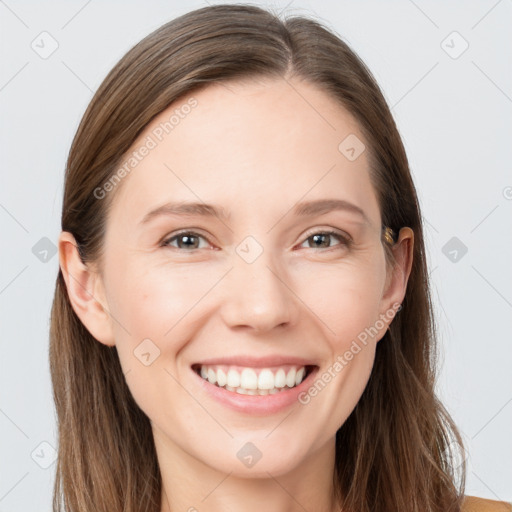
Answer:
[{"xmin": 65, "ymin": 77, "xmax": 411, "ymax": 477}]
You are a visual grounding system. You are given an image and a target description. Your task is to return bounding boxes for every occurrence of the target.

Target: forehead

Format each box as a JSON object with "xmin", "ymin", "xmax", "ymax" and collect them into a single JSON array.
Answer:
[{"xmin": 108, "ymin": 77, "xmax": 381, "ymax": 228}]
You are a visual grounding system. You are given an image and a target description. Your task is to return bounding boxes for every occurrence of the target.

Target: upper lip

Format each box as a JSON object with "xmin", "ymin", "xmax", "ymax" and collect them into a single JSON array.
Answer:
[{"xmin": 192, "ymin": 355, "xmax": 319, "ymax": 368}]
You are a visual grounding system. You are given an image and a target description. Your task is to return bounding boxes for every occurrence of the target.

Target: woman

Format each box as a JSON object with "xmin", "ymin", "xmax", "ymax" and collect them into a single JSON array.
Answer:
[{"xmin": 50, "ymin": 4, "xmax": 510, "ymax": 511}]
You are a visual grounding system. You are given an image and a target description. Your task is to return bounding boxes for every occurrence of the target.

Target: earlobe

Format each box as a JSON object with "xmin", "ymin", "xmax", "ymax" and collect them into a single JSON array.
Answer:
[{"xmin": 58, "ymin": 231, "xmax": 115, "ymax": 347}]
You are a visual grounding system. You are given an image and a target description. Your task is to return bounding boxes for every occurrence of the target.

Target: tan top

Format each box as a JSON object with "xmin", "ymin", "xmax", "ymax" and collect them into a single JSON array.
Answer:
[{"xmin": 462, "ymin": 496, "xmax": 512, "ymax": 512}]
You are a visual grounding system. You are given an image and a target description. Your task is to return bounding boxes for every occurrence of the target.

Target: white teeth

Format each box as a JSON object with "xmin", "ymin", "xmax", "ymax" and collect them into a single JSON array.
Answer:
[
  {"xmin": 295, "ymin": 367, "xmax": 305, "ymax": 386},
  {"xmin": 226, "ymin": 369, "xmax": 240, "ymax": 388},
  {"xmin": 207, "ymin": 368, "xmax": 217, "ymax": 385},
  {"xmin": 274, "ymin": 368, "xmax": 286, "ymax": 388},
  {"xmin": 217, "ymin": 368, "xmax": 227, "ymax": 387},
  {"xmin": 196, "ymin": 364, "xmax": 310, "ymax": 394},
  {"xmin": 258, "ymin": 369, "xmax": 275, "ymax": 390},
  {"xmin": 240, "ymin": 368, "xmax": 258, "ymax": 390},
  {"xmin": 286, "ymin": 368, "xmax": 297, "ymax": 387}
]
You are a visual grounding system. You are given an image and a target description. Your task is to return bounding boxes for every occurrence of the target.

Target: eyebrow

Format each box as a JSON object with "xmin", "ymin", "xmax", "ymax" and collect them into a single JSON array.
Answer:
[
  {"xmin": 293, "ymin": 199, "xmax": 370, "ymax": 225},
  {"xmin": 139, "ymin": 198, "xmax": 370, "ymax": 225},
  {"xmin": 140, "ymin": 201, "xmax": 231, "ymax": 224}
]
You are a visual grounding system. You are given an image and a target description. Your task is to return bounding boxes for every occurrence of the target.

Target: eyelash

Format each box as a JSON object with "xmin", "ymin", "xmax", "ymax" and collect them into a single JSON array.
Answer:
[{"xmin": 161, "ymin": 228, "xmax": 352, "ymax": 253}]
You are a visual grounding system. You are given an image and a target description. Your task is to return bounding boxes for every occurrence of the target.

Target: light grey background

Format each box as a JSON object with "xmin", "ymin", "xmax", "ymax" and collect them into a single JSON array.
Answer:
[{"xmin": 1, "ymin": 0, "xmax": 511, "ymax": 509}]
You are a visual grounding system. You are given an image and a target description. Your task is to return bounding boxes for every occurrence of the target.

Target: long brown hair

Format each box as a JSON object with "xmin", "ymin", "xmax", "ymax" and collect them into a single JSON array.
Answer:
[{"xmin": 50, "ymin": 4, "xmax": 466, "ymax": 511}]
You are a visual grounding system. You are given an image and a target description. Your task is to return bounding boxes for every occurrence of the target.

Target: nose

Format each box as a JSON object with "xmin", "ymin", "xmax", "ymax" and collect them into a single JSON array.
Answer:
[{"xmin": 219, "ymin": 248, "xmax": 299, "ymax": 333}]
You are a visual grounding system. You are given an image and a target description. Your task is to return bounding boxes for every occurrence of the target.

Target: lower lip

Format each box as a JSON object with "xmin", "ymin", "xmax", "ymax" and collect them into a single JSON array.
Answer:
[{"xmin": 191, "ymin": 366, "xmax": 319, "ymax": 415}]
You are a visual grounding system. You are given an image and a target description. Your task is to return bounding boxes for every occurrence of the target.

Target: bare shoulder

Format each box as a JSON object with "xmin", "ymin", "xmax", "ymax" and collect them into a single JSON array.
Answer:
[{"xmin": 462, "ymin": 495, "xmax": 512, "ymax": 512}]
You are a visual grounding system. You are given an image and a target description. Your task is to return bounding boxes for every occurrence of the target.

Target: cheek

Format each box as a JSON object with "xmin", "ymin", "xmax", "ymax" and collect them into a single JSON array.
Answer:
[
  {"xmin": 295, "ymin": 267, "xmax": 383, "ymax": 430},
  {"xmin": 293, "ymin": 258, "xmax": 387, "ymax": 342},
  {"xmin": 104, "ymin": 262, "xmax": 210, "ymax": 419},
  {"xmin": 107, "ymin": 259, "xmax": 217, "ymax": 340}
]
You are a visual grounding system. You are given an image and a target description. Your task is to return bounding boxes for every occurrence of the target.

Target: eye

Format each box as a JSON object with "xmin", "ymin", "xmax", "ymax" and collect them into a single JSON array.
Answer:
[
  {"xmin": 297, "ymin": 229, "xmax": 351, "ymax": 251},
  {"xmin": 161, "ymin": 228, "xmax": 351, "ymax": 253},
  {"xmin": 161, "ymin": 230, "xmax": 212, "ymax": 251}
]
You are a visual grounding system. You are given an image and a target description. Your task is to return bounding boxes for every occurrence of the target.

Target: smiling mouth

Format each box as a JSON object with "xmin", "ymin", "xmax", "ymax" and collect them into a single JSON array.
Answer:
[{"xmin": 191, "ymin": 363, "xmax": 318, "ymax": 395}]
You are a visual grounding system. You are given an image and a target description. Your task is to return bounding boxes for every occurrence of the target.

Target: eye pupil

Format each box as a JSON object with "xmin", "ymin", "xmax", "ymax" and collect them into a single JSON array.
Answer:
[
  {"xmin": 310, "ymin": 233, "xmax": 330, "ymax": 248},
  {"xmin": 177, "ymin": 234, "xmax": 199, "ymax": 249}
]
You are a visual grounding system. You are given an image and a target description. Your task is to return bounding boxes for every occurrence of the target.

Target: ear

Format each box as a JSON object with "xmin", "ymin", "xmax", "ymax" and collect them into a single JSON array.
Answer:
[
  {"xmin": 379, "ymin": 226, "xmax": 414, "ymax": 323},
  {"xmin": 58, "ymin": 231, "xmax": 115, "ymax": 347}
]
